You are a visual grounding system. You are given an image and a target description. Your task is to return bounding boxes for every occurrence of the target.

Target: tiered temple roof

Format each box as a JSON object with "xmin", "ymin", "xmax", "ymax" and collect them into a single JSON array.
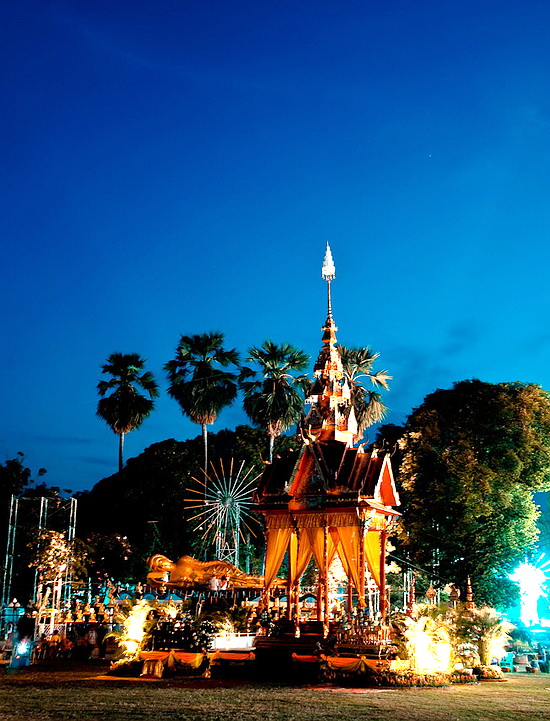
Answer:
[{"xmin": 255, "ymin": 242, "xmax": 399, "ymax": 518}]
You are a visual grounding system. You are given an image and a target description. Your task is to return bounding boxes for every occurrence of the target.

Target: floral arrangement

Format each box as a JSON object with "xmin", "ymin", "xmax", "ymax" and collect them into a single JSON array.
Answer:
[
  {"xmin": 473, "ymin": 664, "xmax": 506, "ymax": 680},
  {"xmin": 449, "ymin": 669, "xmax": 478, "ymax": 684},
  {"xmin": 318, "ymin": 659, "xmax": 450, "ymax": 687},
  {"xmin": 178, "ymin": 617, "xmax": 217, "ymax": 652}
]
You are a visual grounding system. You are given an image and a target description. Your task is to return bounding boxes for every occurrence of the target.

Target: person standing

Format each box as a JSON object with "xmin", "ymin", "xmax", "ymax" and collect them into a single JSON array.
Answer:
[{"xmin": 86, "ymin": 626, "xmax": 98, "ymax": 659}]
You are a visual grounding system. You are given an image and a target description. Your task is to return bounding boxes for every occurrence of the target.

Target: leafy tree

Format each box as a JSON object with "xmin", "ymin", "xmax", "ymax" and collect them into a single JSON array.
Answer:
[
  {"xmin": 84, "ymin": 532, "xmax": 134, "ymax": 586},
  {"xmin": 397, "ymin": 380, "xmax": 550, "ymax": 608},
  {"xmin": 28, "ymin": 529, "xmax": 89, "ymax": 586},
  {"xmin": 455, "ymin": 606, "xmax": 513, "ymax": 666},
  {"xmin": 165, "ymin": 332, "xmax": 240, "ymax": 480},
  {"xmin": 97, "ymin": 352, "xmax": 159, "ymax": 473},
  {"xmin": 0, "ymin": 454, "xmax": 35, "ymax": 516},
  {"xmin": 77, "ymin": 426, "xmax": 278, "ymax": 579},
  {"xmin": 0, "ymin": 455, "xmax": 48, "ymax": 602},
  {"xmin": 240, "ymin": 340, "xmax": 309, "ymax": 462},
  {"xmin": 339, "ymin": 346, "xmax": 391, "ymax": 437}
]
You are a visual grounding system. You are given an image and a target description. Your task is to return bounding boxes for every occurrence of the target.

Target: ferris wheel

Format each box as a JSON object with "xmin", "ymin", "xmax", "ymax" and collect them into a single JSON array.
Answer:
[{"xmin": 184, "ymin": 458, "xmax": 261, "ymax": 568}]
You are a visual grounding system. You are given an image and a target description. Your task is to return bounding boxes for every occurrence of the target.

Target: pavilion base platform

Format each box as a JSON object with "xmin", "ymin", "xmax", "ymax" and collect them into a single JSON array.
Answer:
[{"xmin": 252, "ymin": 620, "xmax": 398, "ymax": 679}]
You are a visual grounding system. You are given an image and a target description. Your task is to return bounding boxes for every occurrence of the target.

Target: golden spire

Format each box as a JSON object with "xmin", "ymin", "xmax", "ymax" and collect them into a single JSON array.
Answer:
[{"xmin": 304, "ymin": 244, "xmax": 357, "ymax": 444}]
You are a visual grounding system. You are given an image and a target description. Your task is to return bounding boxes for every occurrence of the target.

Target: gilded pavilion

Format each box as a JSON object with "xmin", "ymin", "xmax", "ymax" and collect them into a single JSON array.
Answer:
[{"xmin": 255, "ymin": 244, "xmax": 400, "ymax": 627}]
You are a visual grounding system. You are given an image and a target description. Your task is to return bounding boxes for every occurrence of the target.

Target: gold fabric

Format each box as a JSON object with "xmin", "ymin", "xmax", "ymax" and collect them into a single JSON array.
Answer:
[
  {"xmin": 304, "ymin": 527, "xmax": 337, "ymax": 578},
  {"xmin": 321, "ymin": 654, "xmax": 382, "ymax": 673},
  {"xmin": 334, "ymin": 526, "xmax": 362, "ymax": 598},
  {"xmin": 209, "ymin": 651, "xmax": 254, "ymax": 662},
  {"xmin": 138, "ymin": 650, "xmax": 206, "ymax": 674},
  {"xmin": 364, "ymin": 531, "xmax": 381, "ymax": 587},
  {"xmin": 141, "ymin": 659, "xmax": 164, "ymax": 678},
  {"xmin": 288, "ymin": 531, "xmax": 313, "ymax": 586},
  {"xmin": 170, "ymin": 651, "xmax": 205, "ymax": 668},
  {"xmin": 264, "ymin": 527, "xmax": 292, "ymax": 590}
]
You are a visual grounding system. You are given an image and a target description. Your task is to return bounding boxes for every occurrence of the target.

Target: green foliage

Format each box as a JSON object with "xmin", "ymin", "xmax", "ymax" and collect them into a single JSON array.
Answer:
[
  {"xmin": 165, "ymin": 332, "xmax": 239, "ymax": 428},
  {"xmin": 455, "ymin": 606, "xmax": 513, "ymax": 666},
  {"xmin": 97, "ymin": 352, "xmax": 159, "ymax": 471},
  {"xmin": 390, "ymin": 603, "xmax": 511, "ymax": 674},
  {"xmin": 77, "ymin": 426, "xmax": 276, "ymax": 579},
  {"xmin": 339, "ymin": 346, "xmax": 391, "ymax": 435},
  {"xmin": 165, "ymin": 332, "xmax": 240, "ymax": 477},
  {"xmin": 27, "ymin": 529, "xmax": 90, "ymax": 584},
  {"xmin": 0, "ymin": 454, "xmax": 35, "ymax": 547},
  {"xmin": 397, "ymin": 380, "xmax": 550, "ymax": 607},
  {"xmin": 84, "ymin": 532, "xmax": 135, "ymax": 583},
  {"xmin": 240, "ymin": 340, "xmax": 309, "ymax": 461},
  {"xmin": 0, "ymin": 454, "xmax": 33, "ymax": 499},
  {"xmin": 207, "ymin": 604, "xmax": 255, "ymax": 634},
  {"xmin": 0, "ymin": 458, "xmax": 72, "ymax": 603}
]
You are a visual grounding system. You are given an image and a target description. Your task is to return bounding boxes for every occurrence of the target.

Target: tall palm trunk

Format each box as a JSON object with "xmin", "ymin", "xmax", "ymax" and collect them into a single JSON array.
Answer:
[
  {"xmin": 202, "ymin": 423, "xmax": 208, "ymax": 496},
  {"xmin": 268, "ymin": 434, "xmax": 274, "ymax": 464},
  {"xmin": 118, "ymin": 432, "xmax": 125, "ymax": 473}
]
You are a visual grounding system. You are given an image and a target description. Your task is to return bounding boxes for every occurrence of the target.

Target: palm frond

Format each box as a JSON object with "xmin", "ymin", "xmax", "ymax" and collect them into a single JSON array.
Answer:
[
  {"xmin": 165, "ymin": 332, "xmax": 240, "ymax": 426},
  {"xmin": 240, "ymin": 340, "xmax": 309, "ymax": 444},
  {"xmin": 338, "ymin": 345, "xmax": 391, "ymax": 433},
  {"xmin": 96, "ymin": 353, "xmax": 159, "ymax": 435}
]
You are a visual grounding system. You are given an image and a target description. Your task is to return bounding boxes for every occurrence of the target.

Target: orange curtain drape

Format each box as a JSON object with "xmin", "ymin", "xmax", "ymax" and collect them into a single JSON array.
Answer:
[
  {"xmin": 333, "ymin": 526, "xmax": 362, "ymax": 598},
  {"xmin": 364, "ymin": 530, "xmax": 381, "ymax": 588},
  {"xmin": 304, "ymin": 527, "xmax": 337, "ymax": 577},
  {"xmin": 264, "ymin": 527, "xmax": 292, "ymax": 590},
  {"xmin": 288, "ymin": 531, "xmax": 313, "ymax": 586}
]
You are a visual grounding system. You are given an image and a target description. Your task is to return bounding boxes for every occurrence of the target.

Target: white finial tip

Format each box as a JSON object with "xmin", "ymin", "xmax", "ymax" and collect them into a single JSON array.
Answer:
[{"xmin": 322, "ymin": 242, "xmax": 336, "ymax": 280}]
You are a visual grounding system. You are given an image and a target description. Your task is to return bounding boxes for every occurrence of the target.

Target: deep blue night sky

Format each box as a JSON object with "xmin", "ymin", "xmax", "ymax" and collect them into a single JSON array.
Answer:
[{"xmin": 3, "ymin": 1, "xmax": 550, "ymax": 493}]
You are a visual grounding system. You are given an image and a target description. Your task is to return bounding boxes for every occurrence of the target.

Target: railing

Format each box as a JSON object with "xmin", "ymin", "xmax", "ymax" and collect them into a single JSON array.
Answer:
[{"xmin": 336, "ymin": 623, "xmax": 394, "ymax": 649}]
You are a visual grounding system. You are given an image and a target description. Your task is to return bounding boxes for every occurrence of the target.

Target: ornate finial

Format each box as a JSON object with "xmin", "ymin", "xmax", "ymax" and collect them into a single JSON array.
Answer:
[
  {"xmin": 449, "ymin": 583, "xmax": 460, "ymax": 608},
  {"xmin": 322, "ymin": 243, "xmax": 336, "ymax": 320},
  {"xmin": 321, "ymin": 242, "xmax": 336, "ymax": 280},
  {"xmin": 426, "ymin": 583, "xmax": 437, "ymax": 604}
]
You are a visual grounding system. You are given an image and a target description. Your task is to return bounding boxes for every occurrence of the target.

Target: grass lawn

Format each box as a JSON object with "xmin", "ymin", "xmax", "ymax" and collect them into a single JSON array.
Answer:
[{"xmin": 0, "ymin": 663, "xmax": 549, "ymax": 721}]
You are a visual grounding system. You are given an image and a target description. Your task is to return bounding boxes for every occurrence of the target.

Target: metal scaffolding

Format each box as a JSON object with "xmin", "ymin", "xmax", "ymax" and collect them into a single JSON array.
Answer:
[{"xmin": 1, "ymin": 495, "xmax": 77, "ymax": 611}]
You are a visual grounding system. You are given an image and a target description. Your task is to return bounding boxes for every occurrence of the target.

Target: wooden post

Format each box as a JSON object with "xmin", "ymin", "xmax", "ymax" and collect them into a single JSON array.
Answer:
[
  {"xmin": 379, "ymin": 528, "xmax": 387, "ymax": 620},
  {"xmin": 294, "ymin": 582, "xmax": 301, "ymax": 636},
  {"xmin": 286, "ymin": 572, "xmax": 293, "ymax": 620},
  {"xmin": 323, "ymin": 525, "xmax": 329, "ymax": 630},
  {"xmin": 316, "ymin": 583, "xmax": 322, "ymax": 620},
  {"xmin": 359, "ymin": 518, "xmax": 365, "ymax": 608}
]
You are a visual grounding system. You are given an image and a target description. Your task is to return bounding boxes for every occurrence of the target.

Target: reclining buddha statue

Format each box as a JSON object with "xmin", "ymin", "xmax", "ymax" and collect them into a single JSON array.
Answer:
[{"xmin": 146, "ymin": 554, "xmax": 269, "ymax": 589}]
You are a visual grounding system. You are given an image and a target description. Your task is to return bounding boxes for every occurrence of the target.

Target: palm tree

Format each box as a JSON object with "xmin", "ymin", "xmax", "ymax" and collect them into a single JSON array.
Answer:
[
  {"xmin": 338, "ymin": 346, "xmax": 391, "ymax": 438},
  {"xmin": 165, "ymin": 332, "xmax": 240, "ymax": 480},
  {"xmin": 240, "ymin": 340, "xmax": 309, "ymax": 462},
  {"xmin": 97, "ymin": 353, "xmax": 159, "ymax": 473}
]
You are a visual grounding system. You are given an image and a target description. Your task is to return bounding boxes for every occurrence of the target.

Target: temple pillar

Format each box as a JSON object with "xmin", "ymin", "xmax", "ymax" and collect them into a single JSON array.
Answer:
[
  {"xmin": 323, "ymin": 525, "xmax": 329, "ymax": 630},
  {"xmin": 286, "ymin": 574, "xmax": 292, "ymax": 620},
  {"xmin": 379, "ymin": 528, "xmax": 387, "ymax": 620},
  {"xmin": 359, "ymin": 518, "xmax": 366, "ymax": 608}
]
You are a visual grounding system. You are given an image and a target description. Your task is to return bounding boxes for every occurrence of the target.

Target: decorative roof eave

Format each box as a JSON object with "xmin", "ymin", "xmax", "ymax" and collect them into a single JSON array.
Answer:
[
  {"xmin": 257, "ymin": 494, "xmax": 401, "ymax": 518},
  {"xmin": 359, "ymin": 498, "xmax": 402, "ymax": 517},
  {"xmin": 370, "ymin": 453, "xmax": 401, "ymax": 507}
]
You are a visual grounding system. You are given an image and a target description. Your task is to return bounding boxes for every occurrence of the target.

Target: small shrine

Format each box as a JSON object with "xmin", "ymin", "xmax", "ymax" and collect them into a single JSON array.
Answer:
[{"xmin": 254, "ymin": 245, "xmax": 400, "ymax": 641}]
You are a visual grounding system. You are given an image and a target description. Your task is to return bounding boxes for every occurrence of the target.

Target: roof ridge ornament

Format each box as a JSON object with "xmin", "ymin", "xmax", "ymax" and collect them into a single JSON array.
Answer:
[{"xmin": 322, "ymin": 242, "xmax": 336, "ymax": 320}]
